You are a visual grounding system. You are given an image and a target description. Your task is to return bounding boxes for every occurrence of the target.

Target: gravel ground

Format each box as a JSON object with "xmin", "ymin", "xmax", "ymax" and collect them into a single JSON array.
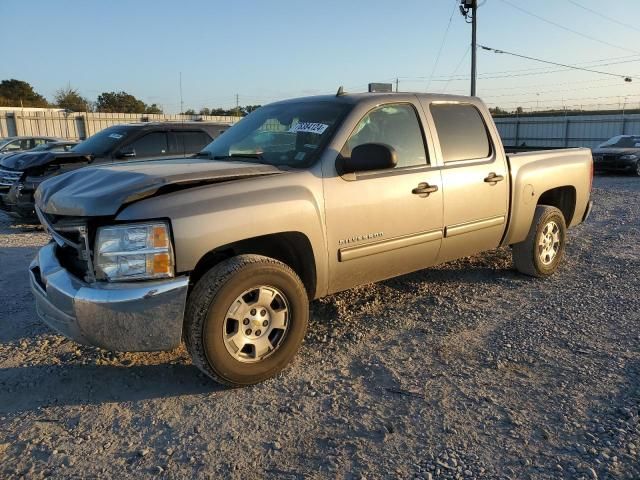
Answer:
[{"xmin": 0, "ymin": 175, "xmax": 638, "ymax": 480}]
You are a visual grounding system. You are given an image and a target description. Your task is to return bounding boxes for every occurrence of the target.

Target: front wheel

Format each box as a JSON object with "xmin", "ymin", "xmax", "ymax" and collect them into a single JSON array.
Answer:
[
  {"xmin": 634, "ymin": 160, "xmax": 640, "ymax": 177},
  {"xmin": 184, "ymin": 254, "xmax": 309, "ymax": 386},
  {"xmin": 511, "ymin": 205, "xmax": 567, "ymax": 278}
]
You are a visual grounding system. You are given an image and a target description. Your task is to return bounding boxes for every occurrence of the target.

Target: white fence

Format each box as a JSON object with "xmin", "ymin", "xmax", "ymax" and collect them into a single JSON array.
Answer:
[
  {"xmin": 494, "ymin": 112, "xmax": 640, "ymax": 149},
  {"xmin": 0, "ymin": 107, "xmax": 241, "ymax": 140}
]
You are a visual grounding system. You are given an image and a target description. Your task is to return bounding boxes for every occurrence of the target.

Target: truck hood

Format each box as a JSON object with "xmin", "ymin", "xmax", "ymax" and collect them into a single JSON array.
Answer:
[{"xmin": 35, "ymin": 158, "xmax": 285, "ymax": 217}]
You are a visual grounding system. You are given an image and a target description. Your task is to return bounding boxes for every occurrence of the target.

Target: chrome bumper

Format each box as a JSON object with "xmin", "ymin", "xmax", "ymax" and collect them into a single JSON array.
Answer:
[{"xmin": 30, "ymin": 242, "xmax": 189, "ymax": 351}]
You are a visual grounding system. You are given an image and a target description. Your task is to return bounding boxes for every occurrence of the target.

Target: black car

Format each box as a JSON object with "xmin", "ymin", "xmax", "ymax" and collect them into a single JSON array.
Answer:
[
  {"xmin": 0, "ymin": 122, "xmax": 227, "ymax": 218},
  {"xmin": 592, "ymin": 135, "xmax": 640, "ymax": 176}
]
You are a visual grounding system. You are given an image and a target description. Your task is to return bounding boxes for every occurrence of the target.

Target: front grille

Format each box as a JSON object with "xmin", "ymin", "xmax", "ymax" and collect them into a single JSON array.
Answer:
[
  {"xmin": 0, "ymin": 168, "xmax": 22, "ymax": 187},
  {"xmin": 36, "ymin": 206, "xmax": 94, "ymax": 281}
]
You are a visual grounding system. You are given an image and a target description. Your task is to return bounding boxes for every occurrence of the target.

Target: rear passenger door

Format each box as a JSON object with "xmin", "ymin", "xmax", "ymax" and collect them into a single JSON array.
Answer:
[
  {"xmin": 427, "ymin": 102, "xmax": 508, "ymax": 263},
  {"xmin": 171, "ymin": 131, "xmax": 212, "ymax": 156}
]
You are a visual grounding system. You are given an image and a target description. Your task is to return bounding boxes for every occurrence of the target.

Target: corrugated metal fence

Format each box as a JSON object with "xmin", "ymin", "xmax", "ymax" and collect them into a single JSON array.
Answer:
[
  {"xmin": 494, "ymin": 112, "xmax": 640, "ymax": 149},
  {"xmin": 0, "ymin": 107, "xmax": 241, "ymax": 140}
]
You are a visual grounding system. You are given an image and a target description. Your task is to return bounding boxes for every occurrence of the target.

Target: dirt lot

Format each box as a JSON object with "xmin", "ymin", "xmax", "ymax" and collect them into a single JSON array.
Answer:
[{"xmin": 0, "ymin": 175, "xmax": 638, "ymax": 480}]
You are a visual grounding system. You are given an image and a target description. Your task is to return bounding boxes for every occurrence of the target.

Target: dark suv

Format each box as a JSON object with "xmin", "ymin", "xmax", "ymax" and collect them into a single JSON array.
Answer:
[{"xmin": 0, "ymin": 122, "xmax": 227, "ymax": 219}]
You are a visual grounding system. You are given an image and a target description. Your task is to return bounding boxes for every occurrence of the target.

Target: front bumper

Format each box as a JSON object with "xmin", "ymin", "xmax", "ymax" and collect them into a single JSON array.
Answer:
[
  {"xmin": 30, "ymin": 242, "xmax": 189, "ymax": 351},
  {"xmin": 593, "ymin": 157, "xmax": 637, "ymax": 172}
]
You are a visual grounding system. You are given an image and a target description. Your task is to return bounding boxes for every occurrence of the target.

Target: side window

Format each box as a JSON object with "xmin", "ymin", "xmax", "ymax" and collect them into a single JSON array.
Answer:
[
  {"xmin": 4, "ymin": 140, "xmax": 23, "ymax": 151},
  {"xmin": 174, "ymin": 131, "xmax": 211, "ymax": 154},
  {"xmin": 343, "ymin": 103, "xmax": 428, "ymax": 168},
  {"xmin": 34, "ymin": 138, "xmax": 47, "ymax": 146},
  {"xmin": 430, "ymin": 104, "xmax": 491, "ymax": 162},
  {"xmin": 129, "ymin": 132, "xmax": 168, "ymax": 157}
]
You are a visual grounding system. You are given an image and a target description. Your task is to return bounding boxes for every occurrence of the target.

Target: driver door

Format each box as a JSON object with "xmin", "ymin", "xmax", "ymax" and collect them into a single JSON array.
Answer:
[{"xmin": 322, "ymin": 102, "xmax": 443, "ymax": 294}]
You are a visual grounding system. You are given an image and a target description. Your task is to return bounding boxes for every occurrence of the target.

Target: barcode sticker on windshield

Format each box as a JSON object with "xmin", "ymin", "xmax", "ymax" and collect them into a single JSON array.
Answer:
[{"xmin": 289, "ymin": 122, "xmax": 329, "ymax": 135}]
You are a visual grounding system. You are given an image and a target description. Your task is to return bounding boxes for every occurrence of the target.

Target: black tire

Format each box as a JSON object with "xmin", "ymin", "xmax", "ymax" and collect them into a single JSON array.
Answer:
[
  {"xmin": 184, "ymin": 254, "xmax": 309, "ymax": 386},
  {"xmin": 634, "ymin": 160, "xmax": 640, "ymax": 177},
  {"xmin": 511, "ymin": 205, "xmax": 567, "ymax": 278}
]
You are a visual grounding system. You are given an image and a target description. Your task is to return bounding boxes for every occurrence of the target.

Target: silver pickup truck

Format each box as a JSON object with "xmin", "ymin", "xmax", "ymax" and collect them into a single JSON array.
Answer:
[{"xmin": 30, "ymin": 92, "xmax": 593, "ymax": 386}]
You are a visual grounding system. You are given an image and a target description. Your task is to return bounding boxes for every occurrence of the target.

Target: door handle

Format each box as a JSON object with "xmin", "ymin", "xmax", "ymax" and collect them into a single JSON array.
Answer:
[
  {"xmin": 484, "ymin": 172, "xmax": 504, "ymax": 184},
  {"xmin": 412, "ymin": 182, "xmax": 438, "ymax": 195}
]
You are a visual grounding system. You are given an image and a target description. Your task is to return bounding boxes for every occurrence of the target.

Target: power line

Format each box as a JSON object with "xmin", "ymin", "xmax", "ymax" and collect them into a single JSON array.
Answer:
[
  {"xmin": 479, "ymin": 44, "xmax": 637, "ymax": 81},
  {"xmin": 566, "ymin": 0, "xmax": 640, "ymax": 33},
  {"xmin": 499, "ymin": 0, "xmax": 640, "ymax": 55},
  {"xmin": 426, "ymin": 0, "xmax": 458, "ymax": 91},
  {"xmin": 442, "ymin": 46, "xmax": 471, "ymax": 93}
]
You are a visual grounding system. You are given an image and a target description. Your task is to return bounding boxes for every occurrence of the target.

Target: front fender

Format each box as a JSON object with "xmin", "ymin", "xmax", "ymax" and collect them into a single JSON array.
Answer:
[{"xmin": 116, "ymin": 169, "xmax": 329, "ymax": 297}]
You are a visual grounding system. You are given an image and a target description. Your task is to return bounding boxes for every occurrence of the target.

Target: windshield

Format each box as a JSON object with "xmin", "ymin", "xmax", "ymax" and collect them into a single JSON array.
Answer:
[
  {"xmin": 598, "ymin": 135, "xmax": 640, "ymax": 148},
  {"xmin": 71, "ymin": 126, "xmax": 130, "ymax": 156},
  {"xmin": 200, "ymin": 101, "xmax": 351, "ymax": 167}
]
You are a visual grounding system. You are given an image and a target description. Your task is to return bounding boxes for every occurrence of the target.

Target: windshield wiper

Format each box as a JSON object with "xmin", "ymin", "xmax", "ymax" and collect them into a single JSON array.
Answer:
[
  {"xmin": 194, "ymin": 151, "xmax": 212, "ymax": 158},
  {"xmin": 213, "ymin": 153, "xmax": 265, "ymax": 161}
]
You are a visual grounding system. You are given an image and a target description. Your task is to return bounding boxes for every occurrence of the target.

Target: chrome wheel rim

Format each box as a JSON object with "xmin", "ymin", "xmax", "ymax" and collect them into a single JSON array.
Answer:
[
  {"xmin": 222, "ymin": 285, "xmax": 290, "ymax": 363},
  {"xmin": 538, "ymin": 220, "xmax": 561, "ymax": 265}
]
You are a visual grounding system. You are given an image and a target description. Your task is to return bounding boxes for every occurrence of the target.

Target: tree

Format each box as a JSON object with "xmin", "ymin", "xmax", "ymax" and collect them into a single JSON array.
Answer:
[
  {"xmin": 515, "ymin": 106, "xmax": 524, "ymax": 114},
  {"xmin": 95, "ymin": 91, "xmax": 147, "ymax": 113},
  {"xmin": 54, "ymin": 85, "xmax": 91, "ymax": 111},
  {"xmin": 182, "ymin": 109, "xmax": 196, "ymax": 115},
  {"xmin": 199, "ymin": 107, "xmax": 211, "ymax": 116},
  {"xmin": 145, "ymin": 103, "xmax": 163, "ymax": 114},
  {"xmin": 0, "ymin": 79, "xmax": 49, "ymax": 107},
  {"xmin": 489, "ymin": 106, "xmax": 509, "ymax": 116}
]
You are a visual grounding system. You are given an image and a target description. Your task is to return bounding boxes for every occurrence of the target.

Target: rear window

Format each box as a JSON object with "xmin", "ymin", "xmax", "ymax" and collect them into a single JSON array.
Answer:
[{"xmin": 431, "ymin": 104, "xmax": 491, "ymax": 162}]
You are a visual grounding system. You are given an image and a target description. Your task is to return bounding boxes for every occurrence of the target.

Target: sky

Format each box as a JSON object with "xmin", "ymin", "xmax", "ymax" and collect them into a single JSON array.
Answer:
[{"xmin": 1, "ymin": 0, "xmax": 639, "ymax": 113}]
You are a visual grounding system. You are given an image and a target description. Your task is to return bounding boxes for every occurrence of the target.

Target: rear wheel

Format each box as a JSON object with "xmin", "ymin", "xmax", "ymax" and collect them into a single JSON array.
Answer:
[
  {"xmin": 184, "ymin": 254, "xmax": 309, "ymax": 386},
  {"xmin": 512, "ymin": 205, "xmax": 567, "ymax": 278},
  {"xmin": 635, "ymin": 160, "xmax": 640, "ymax": 177}
]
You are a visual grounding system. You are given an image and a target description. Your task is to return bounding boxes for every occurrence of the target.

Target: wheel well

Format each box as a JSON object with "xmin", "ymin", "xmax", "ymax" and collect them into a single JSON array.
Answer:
[
  {"xmin": 537, "ymin": 186, "xmax": 576, "ymax": 225},
  {"xmin": 188, "ymin": 232, "xmax": 317, "ymax": 299}
]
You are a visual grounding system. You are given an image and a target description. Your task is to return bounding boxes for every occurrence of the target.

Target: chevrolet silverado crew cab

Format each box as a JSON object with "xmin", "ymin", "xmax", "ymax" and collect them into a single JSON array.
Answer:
[
  {"xmin": 0, "ymin": 122, "xmax": 227, "ymax": 219},
  {"xmin": 30, "ymin": 92, "xmax": 593, "ymax": 386}
]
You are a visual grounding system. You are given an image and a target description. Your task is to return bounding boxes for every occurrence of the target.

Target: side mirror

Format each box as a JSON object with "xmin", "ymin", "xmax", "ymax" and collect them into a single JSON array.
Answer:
[
  {"xmin": 116, "ymin": 148, "xmax": 136, "ymax": 159},
  {"xmin": 341, "ymin": 143, "xmax": 397, "ymax": 173}
]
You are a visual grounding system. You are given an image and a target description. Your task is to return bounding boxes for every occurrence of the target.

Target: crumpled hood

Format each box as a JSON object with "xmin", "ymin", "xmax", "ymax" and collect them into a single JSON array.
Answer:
[
  {"xmin": 35, "ymin": 157, "xmax": 285, "ymax": 217},
  {"xmin": 0, "ymin": 151, "xmax": 24, "ymax": 165},
  {"xmin": 0, "ymin": 151, "xmax": 82, "ymax": 171}
]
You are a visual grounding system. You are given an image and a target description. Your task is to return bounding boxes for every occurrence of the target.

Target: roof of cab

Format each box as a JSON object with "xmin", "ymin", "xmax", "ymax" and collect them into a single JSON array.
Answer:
[{"xmin": 269, "ymin": 91, "xmax": 478, "ymax": 107}]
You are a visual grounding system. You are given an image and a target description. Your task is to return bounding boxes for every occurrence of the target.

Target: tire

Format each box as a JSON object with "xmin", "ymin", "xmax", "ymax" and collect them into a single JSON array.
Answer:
[
  {"xmin": 184, "ymin": 254, "xmax": 309, "ymax": 386},
  {"xmin": 511, "ymin": 205, "xmax": 567, "ymax": 278},
  {"xmin": 634, "ymin": 160, "xmax": 640, "ymax": 177}
]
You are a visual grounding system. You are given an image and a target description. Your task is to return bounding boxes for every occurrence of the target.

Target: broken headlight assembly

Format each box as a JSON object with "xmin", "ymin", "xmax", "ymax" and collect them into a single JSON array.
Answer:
[{"xmin": 94, "ymin": 222, "xmax": 174, "ymax": 281}]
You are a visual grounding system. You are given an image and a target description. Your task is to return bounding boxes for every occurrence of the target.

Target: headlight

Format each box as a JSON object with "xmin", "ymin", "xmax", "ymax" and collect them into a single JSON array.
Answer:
[
  {"xmin": 94, "ymin": 222, "xmax": 174, "ymax": 281},
  {"xmin": 620, "ymin": 154, "xmax": 638, "ymax": 160}
]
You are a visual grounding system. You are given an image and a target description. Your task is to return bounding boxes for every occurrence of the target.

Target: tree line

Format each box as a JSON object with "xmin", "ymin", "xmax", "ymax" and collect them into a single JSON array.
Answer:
[{"xmin": 0, "ymin": 79, "xmax": 260, "ymax": 116}]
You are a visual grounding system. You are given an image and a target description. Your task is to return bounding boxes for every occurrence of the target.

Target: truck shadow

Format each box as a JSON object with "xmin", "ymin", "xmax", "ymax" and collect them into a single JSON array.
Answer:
[{"xmin": 0, "ymin": 363, "xmax": 227, "ymax": 415}]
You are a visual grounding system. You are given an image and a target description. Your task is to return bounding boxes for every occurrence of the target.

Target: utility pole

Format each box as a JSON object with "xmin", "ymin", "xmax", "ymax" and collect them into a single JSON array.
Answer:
[
  {"xmin": 395, "ymin": 78, "xmax": 399, "ymax": 92},
  {"xmin": 459, "ymin": 0, "xmax": 478, "ymax": 96},
  {"xmin": 235, "ymin": 94, "xmax": 240, "ymax": 117},
  {"xmin": 179, "ymin": 72, "xmax": 184, "ymax": 115}
]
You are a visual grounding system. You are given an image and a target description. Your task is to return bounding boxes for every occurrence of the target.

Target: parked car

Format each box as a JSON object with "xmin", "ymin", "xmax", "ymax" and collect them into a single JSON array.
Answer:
[
  {"xmin": 30, "ymin": 92, "xmax": 593, "ymax": 386},
  {"xmin": 592, "ymin": 135, "xmax": 640, "ymax": 176},
  {"xmin": 0, "ymin": 136, "xmax": 63, "ymax": 154},
  {"xmin": 0, "ymin": 122, "xmax": 227, "ymax": 218},
  {"xmin": 0, "ymin": 141, "xmax": 79, "ymax": 197}
]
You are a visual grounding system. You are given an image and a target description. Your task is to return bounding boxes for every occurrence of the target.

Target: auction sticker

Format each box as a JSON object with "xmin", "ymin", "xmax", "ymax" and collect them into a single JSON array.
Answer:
[{"xmin": 289, "ymin": 122, "xmax": 329, "ymax": 135}]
